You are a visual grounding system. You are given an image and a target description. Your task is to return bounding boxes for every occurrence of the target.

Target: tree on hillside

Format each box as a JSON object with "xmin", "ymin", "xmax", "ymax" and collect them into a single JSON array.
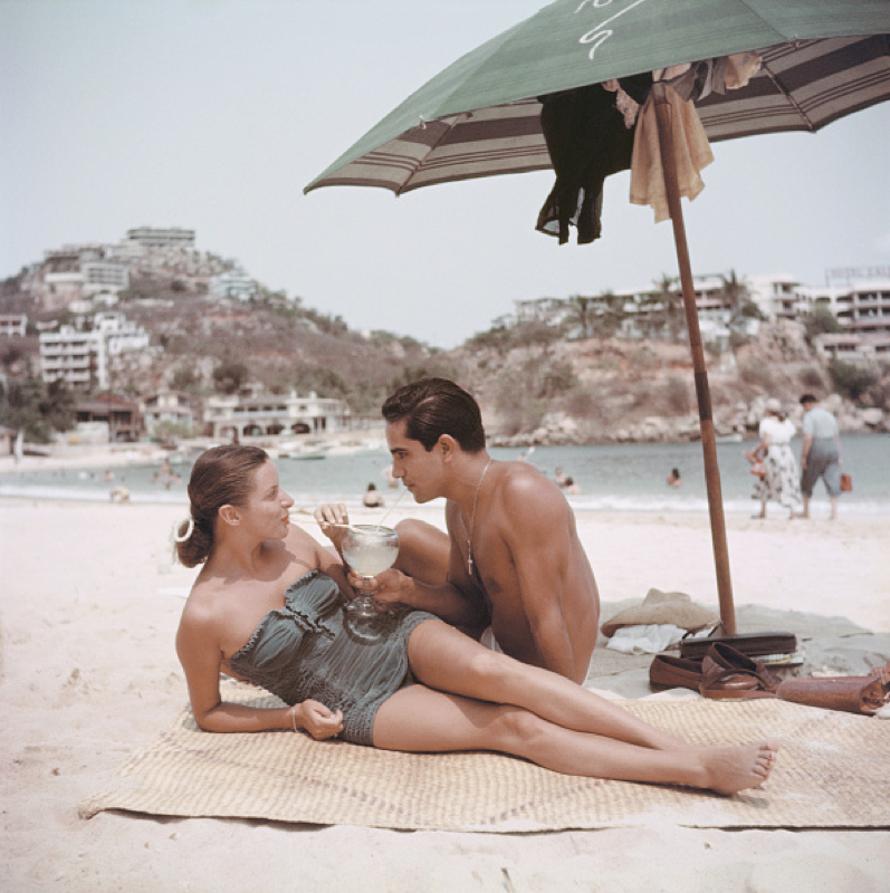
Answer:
[
  {"xmin": 212, "ymin": 360, "xmax": 249, "ymax": 395},
  {"xmin": 803, "ymin": 305, "xmax": 842, "ymax": 341},
  {"xmin": 719, "ymin": 269, "xmax": 763, "ymax": 329},
  {"xmin": 637, "ymin": 274, "xmax": 681, "ymax": 339},
  {"xmin": 170, "ymin": 363, "xmax": 202, "ymax": 393},
  {"xmin": 564, "ymin": 294, "xmax": 597, "ymax": 340},
  {"xmin": 0, "ymin": 377, "xmax": 75, "ymax": 442}
]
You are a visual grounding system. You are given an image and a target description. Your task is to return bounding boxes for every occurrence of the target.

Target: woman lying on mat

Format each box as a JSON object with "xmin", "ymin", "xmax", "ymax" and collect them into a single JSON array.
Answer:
[{"xmin": 174, "ymin": 445, "xmax": 777, "ymax": 796}]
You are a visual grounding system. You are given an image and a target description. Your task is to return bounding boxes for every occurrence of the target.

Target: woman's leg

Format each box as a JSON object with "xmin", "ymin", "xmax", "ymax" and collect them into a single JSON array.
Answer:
[
  {"xmin": 407, "ymin": 620, "xmax": 688, "ymax": 751},
  {"xmin": 372, "ymin": 684, "xmax": 775, "ymax": 796}
]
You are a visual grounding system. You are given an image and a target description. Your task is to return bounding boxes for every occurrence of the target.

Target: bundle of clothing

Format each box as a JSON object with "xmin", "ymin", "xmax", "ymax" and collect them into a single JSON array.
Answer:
[{"xmin": 536, "ymin": 53, "xmax": 761, "ymax": 244}]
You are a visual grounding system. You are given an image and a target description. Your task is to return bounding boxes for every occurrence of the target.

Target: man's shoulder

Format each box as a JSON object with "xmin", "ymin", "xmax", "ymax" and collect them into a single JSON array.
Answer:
[{"xmin": 497, "ymin": 462, "xmax": 567, "ymax": 517}]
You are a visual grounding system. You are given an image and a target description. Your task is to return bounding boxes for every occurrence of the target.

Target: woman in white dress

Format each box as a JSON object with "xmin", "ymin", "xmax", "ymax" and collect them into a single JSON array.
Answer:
[{"xmin": 748, "ymin": 398, "xmax": 802, "ymax": 519}]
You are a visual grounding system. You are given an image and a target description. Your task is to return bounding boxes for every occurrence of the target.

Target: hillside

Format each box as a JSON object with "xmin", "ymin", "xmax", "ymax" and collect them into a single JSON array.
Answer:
[{"xmin": 2, "ymin": 237, "xmax": 888, "ymax": 441}]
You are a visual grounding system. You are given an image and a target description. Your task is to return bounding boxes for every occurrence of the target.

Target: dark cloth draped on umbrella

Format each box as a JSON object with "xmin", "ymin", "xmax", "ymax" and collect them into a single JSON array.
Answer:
[{"xmin": 535, "ymin": 74, "xmax": 650, "ymax": 245}]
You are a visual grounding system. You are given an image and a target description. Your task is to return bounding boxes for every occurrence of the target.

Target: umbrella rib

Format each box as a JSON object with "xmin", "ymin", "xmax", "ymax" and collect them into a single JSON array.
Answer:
[
  {"xmin": 760, "ymin": 56, "xmax": 817, "ymax": 132},
  {"xmin": 394, "ymin": 117, "xmax": 463, "ymax": 196}
]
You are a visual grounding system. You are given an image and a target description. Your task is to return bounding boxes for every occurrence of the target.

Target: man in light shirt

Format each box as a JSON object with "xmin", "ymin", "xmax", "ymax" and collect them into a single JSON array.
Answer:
[{"xmin": 798, "ymin": 394, "xmax": 842, "ymax": 520}]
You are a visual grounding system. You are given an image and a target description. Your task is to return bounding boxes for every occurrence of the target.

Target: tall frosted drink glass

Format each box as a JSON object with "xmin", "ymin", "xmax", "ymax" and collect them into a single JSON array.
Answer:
[{"xmin": 341, "ymin": 524, "xmax": 400, "ymax": 621}]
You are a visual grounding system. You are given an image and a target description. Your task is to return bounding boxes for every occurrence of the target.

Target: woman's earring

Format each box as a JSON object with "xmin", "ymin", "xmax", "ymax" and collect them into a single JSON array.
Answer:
[{"xmin": 174, "ymin": 517, "xmax": 195, "ymax": 543}]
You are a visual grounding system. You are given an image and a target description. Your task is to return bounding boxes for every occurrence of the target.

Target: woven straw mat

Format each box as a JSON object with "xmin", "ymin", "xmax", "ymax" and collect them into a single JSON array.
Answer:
[{"xmin": 80, "ymin": 682, "xmax": 890, "ymax": 832}]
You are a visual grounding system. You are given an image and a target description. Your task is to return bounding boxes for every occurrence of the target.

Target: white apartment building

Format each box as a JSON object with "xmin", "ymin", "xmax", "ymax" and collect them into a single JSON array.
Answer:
[
  {"xmin": 747, "ymin": 274, "xmax": 810, "ymax": 318},
  {"xmin": 142, "ymin": 391, "xmax": 194, "ymax": 436},
  {"xmin": 814, "ymin": 332, "xmax": 890, "ymax": 363},
  {"xmin": 39, "ymin": 312, "xmax": 150, "ymax": 390},
  {"xmin": 204, "ymin": 385, "xmax": 351, "ymax": 439},
  {"xmin": 0, "ymin": 314, "xmax": 27, "ymax": 337},
  {"xmin": 126, "ymin": 227, "xmax": 196, "ymax": 249},
  {"xmin": 82, "ymin": 260, "xmax": 129, "ymax": 294},
  {"xmin": 94, "ymin": 312, "xmax": 150, "ymax": 356},
  {"xmin": 39, "ymin": 327, "xmax": 105, "ymax": 389},
  {"xmin": 209, "ymin": 269, "xmax": 257, "ymax": 302},
  {"xmin": 833, "ymin": 279, "xmax": 890, "ymax": 337}
]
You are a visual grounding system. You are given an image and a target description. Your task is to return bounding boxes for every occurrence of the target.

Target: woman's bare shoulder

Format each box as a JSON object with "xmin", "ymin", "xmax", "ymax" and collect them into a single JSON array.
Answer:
[
  {"xmin": 179, "ymin": 574, "xmax": 225, "ymax": 630},
  {"xmin": 283, "ymin": 523, "xmax": 326, "ymax": 563}
]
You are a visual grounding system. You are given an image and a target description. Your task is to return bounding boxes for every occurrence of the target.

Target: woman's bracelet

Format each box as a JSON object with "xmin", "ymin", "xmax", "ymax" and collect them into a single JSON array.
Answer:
[{"xmin": 290, "ymin": 704, "xmax": 299, "ymax": 733}]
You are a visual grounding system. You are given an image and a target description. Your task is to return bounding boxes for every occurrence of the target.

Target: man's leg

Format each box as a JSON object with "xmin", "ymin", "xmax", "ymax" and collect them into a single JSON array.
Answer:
[{"xmin": 394, "ymin": 519, "xmax": 450, "ymax": 585}]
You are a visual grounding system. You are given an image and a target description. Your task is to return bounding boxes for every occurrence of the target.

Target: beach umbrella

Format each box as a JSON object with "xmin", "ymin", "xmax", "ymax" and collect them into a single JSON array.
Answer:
[{"xmin": 305, "ymin": 0, "xmax": 890, "ymax": 634}]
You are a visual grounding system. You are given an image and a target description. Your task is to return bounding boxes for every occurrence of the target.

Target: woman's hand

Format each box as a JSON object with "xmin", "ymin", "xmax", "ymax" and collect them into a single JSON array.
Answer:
[
  {"xmin": 347, "ymin": 567, "xmax": 410, "ymax": 612},
  {"xmin": 294, "ymin": 700, "xmax": 344, "ymax": 740},
  {"xmin": 314, "ymin": 503, "xmax": 349, "ymax": 550}
]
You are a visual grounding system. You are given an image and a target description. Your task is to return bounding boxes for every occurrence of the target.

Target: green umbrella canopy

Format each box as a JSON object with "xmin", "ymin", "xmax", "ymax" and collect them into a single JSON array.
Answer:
[{"xmin": 305, "ymin": 0, "xmax": 890, "ymax": 195}]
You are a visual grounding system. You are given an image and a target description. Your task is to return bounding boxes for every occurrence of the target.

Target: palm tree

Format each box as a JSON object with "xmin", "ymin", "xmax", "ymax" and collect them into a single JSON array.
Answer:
[
  {"xmin": 564, "ymin": 294, "xmax": 596, "ymax": 340},
  {"xmin": 718, "ymin": 269, "xmax": 757, "ymax": 329}
]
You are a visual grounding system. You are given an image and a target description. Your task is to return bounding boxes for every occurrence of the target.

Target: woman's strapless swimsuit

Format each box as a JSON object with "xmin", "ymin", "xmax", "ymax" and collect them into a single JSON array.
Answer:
[{"xmin": 227, "ymin": 570, "xmax": 437, "ymax": 745}]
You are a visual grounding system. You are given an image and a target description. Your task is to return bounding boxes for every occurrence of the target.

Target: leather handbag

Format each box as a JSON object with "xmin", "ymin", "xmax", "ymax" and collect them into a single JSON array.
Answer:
[{"xmin": 680, "ymin": 631, "xmax": 797, "ymax": 660}]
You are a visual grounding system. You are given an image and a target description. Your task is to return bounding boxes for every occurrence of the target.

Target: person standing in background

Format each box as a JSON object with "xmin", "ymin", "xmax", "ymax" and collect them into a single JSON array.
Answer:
[
  {"xmin": 748, "ymin": 398, "xmax": 802, "ymax": 520},
  {"xmin": 798, "ymin": 394, "xmax": 842, "ymax": 520}
]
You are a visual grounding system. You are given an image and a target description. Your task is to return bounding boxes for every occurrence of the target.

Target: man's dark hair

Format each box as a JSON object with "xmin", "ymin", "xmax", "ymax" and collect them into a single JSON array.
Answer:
[
  {"xmin": 799, "ymin": 393, "xmax": 818, "ymax": 405},
  {"xmin": 382, "ymin": 378, "xmax": 486, "ymax": 452}
]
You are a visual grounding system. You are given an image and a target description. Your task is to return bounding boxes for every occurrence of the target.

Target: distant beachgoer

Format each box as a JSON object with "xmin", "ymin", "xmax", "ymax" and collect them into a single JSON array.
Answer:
[
  {"xmin": 798, "ymin": 394, "xmax": 842, "ymax": 520},
  {"xmin": 317, "ymin": 378, "xmax": 601, "ymax": 683},
  {"xmin": 103, "ymin": 469, "xmax": 115, "ymax": 482},
  {"xmin": 173, "ymin": 444, "xmax": 776, "ymax": 795},
  {"xmin": 362, "ymin": 482, "xmax": 385, "ymax": 508},
  {"xmin": 562, "ymin": 476, "xmax": 580, "ymax": 495},
  {"xmin": 748, "ymin": 398, "xmax": 802, "ymax": 520},
  {"xmin": 554, "ymin": 465, "xmax": 569, "ymax": 487},
  {"xmin": 666, "ymin": 468, "xmax": 681, "ymax": 487},
  {"xmin": 109, "ymin": 485, "xmax": 130, "ymax": 504}
]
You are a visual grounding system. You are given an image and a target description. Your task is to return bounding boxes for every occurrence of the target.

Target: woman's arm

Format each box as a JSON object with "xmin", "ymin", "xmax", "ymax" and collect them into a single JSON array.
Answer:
[{"xmin": 175, "ymin": 607, "xmax": 343, "ymax": 738}]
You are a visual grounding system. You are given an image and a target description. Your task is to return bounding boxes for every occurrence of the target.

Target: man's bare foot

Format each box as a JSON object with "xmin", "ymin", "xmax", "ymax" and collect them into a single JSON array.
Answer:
[{"xmin": 697, "ymin": 742, "xmax": 778, "ymax": 795}]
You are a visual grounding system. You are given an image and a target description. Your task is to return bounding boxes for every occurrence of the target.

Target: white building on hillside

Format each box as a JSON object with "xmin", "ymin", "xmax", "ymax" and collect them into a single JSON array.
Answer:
[
  {"xmin": 39, "ymin": 327, "xmax": 105, "ymax": 389},
  {"xmin": 204, "ymin": 385, "xmax": 351, "ymax": 440},
  {"xmin": 814, "ymin": 333, "xmax": 890, "ymax": 363},
  {"xmin": 82, "ymin": 260, "xmax": 129, "ymax": 295},
  {"xmin": 39, "ymin": 312, "xmax": 150, "ymax": 390},
  {"xmin": 834, "ymin": 279, "xmax": 890, "ymax": 336},
  {"xmin": 209, "ymin": 269, "xmax": 257, "ymax": 302},
  {"xmin": 747, "ymin": 274, "xmax": 809, "ymax": 319},
  {"xmin": 126, "ymin": 227, "xmax": 196, "ymax": 249},
  {"xmin": 142, "ymin": 391, "xmax": 194, "ymax": 436},
  {"xmin": 0, "ymin": 314, "xmax": 27, "ymax": 337}
]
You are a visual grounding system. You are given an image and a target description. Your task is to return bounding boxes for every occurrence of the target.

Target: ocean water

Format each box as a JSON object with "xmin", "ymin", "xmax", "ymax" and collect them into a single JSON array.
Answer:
[{"xmin": 2, "ymin": 433, "xmax": 888, "ymax": 516}]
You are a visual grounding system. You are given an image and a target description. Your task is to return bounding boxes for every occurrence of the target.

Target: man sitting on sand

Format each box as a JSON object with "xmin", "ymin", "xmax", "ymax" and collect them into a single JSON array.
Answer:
[{"xmin": 317, "ymin": 378, "xmax": 600, "ymax": 683}]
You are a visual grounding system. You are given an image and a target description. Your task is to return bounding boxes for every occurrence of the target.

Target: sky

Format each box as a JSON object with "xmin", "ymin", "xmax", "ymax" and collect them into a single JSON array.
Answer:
[{"xmin": 2, "ymin": 0, "xmax": 889, "ymax": 348}]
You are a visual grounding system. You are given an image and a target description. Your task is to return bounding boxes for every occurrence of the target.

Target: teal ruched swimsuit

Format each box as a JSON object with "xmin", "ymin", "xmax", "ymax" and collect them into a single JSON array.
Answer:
[{"xmin": 227, "ymin": 570, "xmax": 436, "ymax": 745}]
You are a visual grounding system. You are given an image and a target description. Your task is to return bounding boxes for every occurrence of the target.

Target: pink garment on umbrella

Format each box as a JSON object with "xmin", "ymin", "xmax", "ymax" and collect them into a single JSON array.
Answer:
[
  {"xmin": 627, "ymin": 52, "xmax": 761, "ymax": 222},
  {"xmin": 628, "ymin": 83, "xmax": 713, "ymax": 222}
]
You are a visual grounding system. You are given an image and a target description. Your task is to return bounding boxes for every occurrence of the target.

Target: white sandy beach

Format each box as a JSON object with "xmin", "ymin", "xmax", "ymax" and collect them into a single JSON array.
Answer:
[{"xmin": 2, "ymin": 498, "xmax": 889, "ymax": 891}]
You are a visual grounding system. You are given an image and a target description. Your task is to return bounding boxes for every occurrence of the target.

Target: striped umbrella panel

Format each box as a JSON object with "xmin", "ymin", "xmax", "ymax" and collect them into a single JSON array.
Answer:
[{"xmin": 306, "ymin": 35, "xmax": 890, "ymax": 195}]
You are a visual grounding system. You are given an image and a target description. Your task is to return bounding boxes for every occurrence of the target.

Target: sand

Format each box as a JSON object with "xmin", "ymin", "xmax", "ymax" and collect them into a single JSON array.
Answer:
[{"xmin": 2, "ymin": 498, "xmax": 889, "ymax": 891}]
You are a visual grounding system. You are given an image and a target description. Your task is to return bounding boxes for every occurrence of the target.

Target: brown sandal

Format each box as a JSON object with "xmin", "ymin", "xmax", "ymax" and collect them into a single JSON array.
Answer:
[{"xmin": 699, "ymin": 643, "xmax": 781, "ymax": 700}]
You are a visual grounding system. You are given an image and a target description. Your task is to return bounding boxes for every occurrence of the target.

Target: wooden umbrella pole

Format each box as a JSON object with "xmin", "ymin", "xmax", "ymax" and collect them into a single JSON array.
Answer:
[{"xmin": 651, "ymin": 83, "xmax": 737, "ymax": 634}]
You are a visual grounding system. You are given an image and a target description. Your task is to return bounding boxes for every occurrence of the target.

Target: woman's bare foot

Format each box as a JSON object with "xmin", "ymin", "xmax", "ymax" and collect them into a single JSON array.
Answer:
[{"xmin": 696, "ymin": 742, "xmax": 778, "ymax": 795}]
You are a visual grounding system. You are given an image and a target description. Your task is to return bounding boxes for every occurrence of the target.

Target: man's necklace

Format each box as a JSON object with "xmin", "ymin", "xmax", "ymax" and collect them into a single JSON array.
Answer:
[{"xmin": 464, "ymin": 458, "xmax": 493, "ymax": 577}]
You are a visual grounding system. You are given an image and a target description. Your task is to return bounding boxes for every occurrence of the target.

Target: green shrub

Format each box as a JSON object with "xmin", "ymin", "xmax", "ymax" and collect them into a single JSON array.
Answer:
[
  {"xmin": 798, "ymin": 366, "xmax": 824, "ymax": 388},
  {"xmin": 829, "ymin": 359, "xmax": 877, "ymax": 401},
  {"xmin": 803, "ymin": 307, "xmax": 842, "ymax": 340}
]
